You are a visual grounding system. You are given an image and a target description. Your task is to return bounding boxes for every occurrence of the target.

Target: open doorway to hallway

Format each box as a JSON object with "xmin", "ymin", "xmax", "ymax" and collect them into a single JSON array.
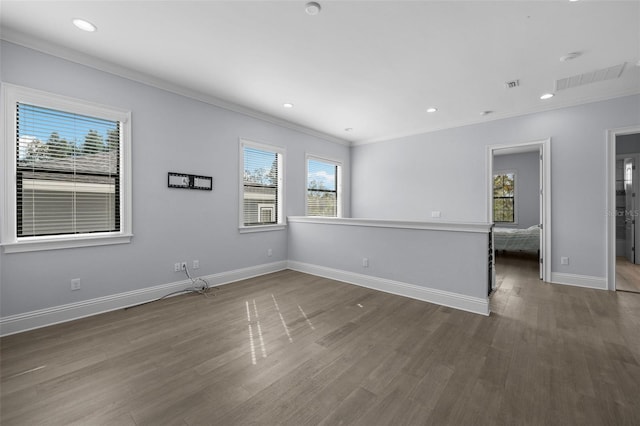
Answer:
[{"xmin": 614, "ymin": 132, "xmax": 640, "ymax": 293}]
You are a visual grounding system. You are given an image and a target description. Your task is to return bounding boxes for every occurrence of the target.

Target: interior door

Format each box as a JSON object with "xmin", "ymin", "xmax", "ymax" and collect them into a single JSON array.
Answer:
[{"xmin": 624, "ymin": 158, "xmax": 635, "ymax": 263}]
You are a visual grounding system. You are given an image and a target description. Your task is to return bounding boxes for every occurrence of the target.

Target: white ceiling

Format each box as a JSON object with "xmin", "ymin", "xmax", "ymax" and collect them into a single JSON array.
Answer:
[{"xmin": 1, "ymin": 1, "xmax": 639, "ymax": 145}]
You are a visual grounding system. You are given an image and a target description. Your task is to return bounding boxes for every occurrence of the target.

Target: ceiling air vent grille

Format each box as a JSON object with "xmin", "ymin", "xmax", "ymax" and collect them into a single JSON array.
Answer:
[
  {"xmin": 555, "ymin": 63, "xmax": 626, "ymax": 91},
  {"xmin": 505, "ymin": 80, "xmax": 520, "ymax": 89}
]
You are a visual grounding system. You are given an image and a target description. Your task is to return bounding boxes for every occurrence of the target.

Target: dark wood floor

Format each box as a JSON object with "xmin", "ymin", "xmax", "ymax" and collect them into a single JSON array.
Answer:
[
  {"xmin": 1, "ymin": 259, "xmax": 639, "ymax": 425},
  {"xmin": 617, "ymin": 256, "xmax": 640, "ymax": 293}
]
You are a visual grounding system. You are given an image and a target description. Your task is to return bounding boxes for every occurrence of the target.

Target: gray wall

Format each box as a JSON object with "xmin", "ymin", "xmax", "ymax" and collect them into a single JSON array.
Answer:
[
  {"xmin": 0, "ymin": 41, "xmax": 350, "ymax": 317},
  {"xmin": 493, "ymin": 151, "xmax": 540, "ymax": 229},
  {"xmin": 352, "ymin": 95, "xmax": 640, "ymax": 279},
  {"xmin": 288, "ymin": 220, "xmax": 490, "ymax": 300}
]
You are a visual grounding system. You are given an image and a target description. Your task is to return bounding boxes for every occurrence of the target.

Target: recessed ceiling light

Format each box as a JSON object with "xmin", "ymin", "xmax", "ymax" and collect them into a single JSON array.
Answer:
[
  {"xmin": 283, "ymin": 103, "xmax": 294, "ymax": 108},
  {"xmin": 540, "ymin": 93, "xmax": 554, "ymax": 100},
  {"xmin": 569, "ymin": 0, "xmax": 579, "ymax": 2},
  {"xmin": 345, "ymin": 128, "xmax": 353, "ymax": 132},
  {"xmin": 426, "ymin": 107, "xmax": 438, "ymax": 113},
  {"xmin": 305, "ymin": 2, "xmax": 322, "ymax": 15},
  {"xmin": 72, "ymin": 18, "xmax": 97, "ymax": 32},
  {"xmin": 480, "ymin": 110, "xmax": 494, "ymax": 116}
]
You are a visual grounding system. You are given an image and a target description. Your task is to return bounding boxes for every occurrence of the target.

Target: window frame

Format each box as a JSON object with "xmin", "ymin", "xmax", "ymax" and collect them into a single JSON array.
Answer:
[
  {"xmin": 238, "ymin": 138, "xmax": 286, "ymax": 233},
  {"xmin": 1, "ymin": 84, "xmax": 132, "ymax": 253},
  {"xmin": 493, "ymin": 170, "xmax": 517, "ymax": 224},
  {"xmin": 305, "ymin": 154, "xmax": 343, "ymax": 218}
]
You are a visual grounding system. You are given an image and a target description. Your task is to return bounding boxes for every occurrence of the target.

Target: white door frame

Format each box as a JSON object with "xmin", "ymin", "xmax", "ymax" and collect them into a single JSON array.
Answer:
[
  {"xmin": 486, "ymin": 138, "xmax": 551, "ymax": 282},
  {"xmin": 606, "ymin": 126, "xmax": 640, "ymax": 290}
]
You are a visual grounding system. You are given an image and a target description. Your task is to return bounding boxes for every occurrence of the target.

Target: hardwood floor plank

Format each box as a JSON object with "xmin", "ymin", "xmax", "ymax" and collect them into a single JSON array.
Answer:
[{"xmin": 2, "ymin": 260, "xmax": 640, "ymax": 425}]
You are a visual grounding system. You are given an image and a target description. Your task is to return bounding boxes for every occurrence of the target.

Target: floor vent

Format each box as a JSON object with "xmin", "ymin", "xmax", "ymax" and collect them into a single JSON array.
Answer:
[{"xmin": 555, "ymin": 63, "xmax": 626, "ymax": 91}]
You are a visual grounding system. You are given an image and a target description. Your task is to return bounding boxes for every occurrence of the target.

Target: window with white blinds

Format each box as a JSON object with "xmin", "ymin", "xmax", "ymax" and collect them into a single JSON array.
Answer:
[
  {"xmin": 16, "ymin": 103, "xmax": 120, "ymax": 237},
  {"xmin": 306, "ymin": 156, "xmax": 341, "ymax": 217},
  {"xmin": 2, "ymin": 85, "xmax": 132, "ymax": 252},
  {"xmin": 240, "ymin": 139, "xmax": 284, "ymax": 229}
]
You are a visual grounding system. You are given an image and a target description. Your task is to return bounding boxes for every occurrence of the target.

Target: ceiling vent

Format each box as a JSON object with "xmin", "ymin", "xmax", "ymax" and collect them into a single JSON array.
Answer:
[
  {"xmin": 505, "ymin": 80, "xmax": 520, "ymax": 89},
  {"xmin": 555, "ymin": 63, "xmax": 626, "ymax": 91}
]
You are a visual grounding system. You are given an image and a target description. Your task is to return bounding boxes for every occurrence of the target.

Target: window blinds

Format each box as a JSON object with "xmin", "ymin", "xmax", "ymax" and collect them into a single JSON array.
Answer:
[
  {"xmin": 16, "ymin": 103, "xmax": 121, "ymax": 237},
  {"xmin": 243, "ymin": 146, "xmax": 278, "ymax": 226},
  {"xmin": 307, "ymin": 159, "xmax": 337, "ymax": 217}
]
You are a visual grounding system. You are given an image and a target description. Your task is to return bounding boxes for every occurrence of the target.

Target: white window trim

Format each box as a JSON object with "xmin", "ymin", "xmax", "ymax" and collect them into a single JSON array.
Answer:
[
  {"xmin": 1, "ymin": 84, "xmax": 132, "ymax": 253},
  {"xmin": 305, "ymin": 153, "xmax": 343, "ymax": 218},
  {"xmin": 238, "ymin": 138, "xmax": 286, "ymax": 233},
  {"xmin": 493, "ymin": 169, "xmax": 518, "ymax": 225}
]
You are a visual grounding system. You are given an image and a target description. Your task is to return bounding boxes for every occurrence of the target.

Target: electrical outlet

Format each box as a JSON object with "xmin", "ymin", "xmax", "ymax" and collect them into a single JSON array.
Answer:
[
  {"xmin": 174, "ymin": 263, "xmax": 181, "ymax": 272},
  {"xmin": 431, "ymin": 211, "xmax": 441, "ymax": 218},
  {"xmin": 362, "ymin": 257, "xmax": 369, "ymax": 268},
  {"xmin": 181, "ymin": 262, "xmax": 187, "ymax": 271},
  {"xmin": 71, "ymin": 278, "xmax": 81, "ymax": 291},
  {"xmin": 267, "ymin": 248, "xmax": 273, "ymax": 257},
  {"xmin": 193, "ymin": 260, "xmax": 199, "ymax": 269},
  {"xmin": 561, "ymin": 257, "xmax": 569, "ymax": 265}
]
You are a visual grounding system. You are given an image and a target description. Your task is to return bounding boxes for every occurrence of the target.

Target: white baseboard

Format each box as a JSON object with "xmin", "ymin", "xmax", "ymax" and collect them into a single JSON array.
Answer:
[
  {"xmin": 287, "ymin": 260, "xmax": 490, "ymax": 316},
  {"xmin": 0, "ymin": 261, "xmax": 287, "ymax": 337},
  {"xmin": 550, "ymin": 272, "xmax": 607, "ymax": 290}
]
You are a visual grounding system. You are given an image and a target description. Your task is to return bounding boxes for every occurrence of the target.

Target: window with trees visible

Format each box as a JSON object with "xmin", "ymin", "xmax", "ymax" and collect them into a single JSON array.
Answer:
[
  {"xmin": 2, "ymin": 85, "xmax": 131, "ymax": 252},
  {"xmin": 493, "ymin": 172, "xmax": 515, "ymax": 223},
  {"xmin": 306, "ymin": 156, "xmax": 341, "ymax": 217},
  {"xmin": 240, "ymin": 139, "xmax": 284, "ymax": 229}
]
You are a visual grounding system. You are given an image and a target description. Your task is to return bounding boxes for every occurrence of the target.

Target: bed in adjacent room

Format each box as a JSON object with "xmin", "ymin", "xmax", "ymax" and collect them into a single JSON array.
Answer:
[{"xmin": 493, "ymin": 225, "xmax": 540, "ymax": 255}]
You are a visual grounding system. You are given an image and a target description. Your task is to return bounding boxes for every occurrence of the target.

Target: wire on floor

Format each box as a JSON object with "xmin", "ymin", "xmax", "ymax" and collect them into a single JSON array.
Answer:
[{"xmin": 125, "ymin": 265, "xmax": 218, "ymax": 310}]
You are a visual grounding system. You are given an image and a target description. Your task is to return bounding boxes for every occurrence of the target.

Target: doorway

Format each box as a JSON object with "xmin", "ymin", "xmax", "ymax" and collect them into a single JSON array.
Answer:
[
  {"xmin": 487, "ymin": 138, "xmax": 551, "ymax": 284},
  {"xmin": 610, "ymin": 130, "xmax": 640, "ymax": 293}
]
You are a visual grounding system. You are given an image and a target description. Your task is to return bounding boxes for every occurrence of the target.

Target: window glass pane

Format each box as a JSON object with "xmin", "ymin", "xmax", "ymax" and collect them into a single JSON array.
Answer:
[
  {"xmin": 307, "ymin": 159, "xmax": 338, "ymax": 217},
  {"xmin": 493, "ymin": 172, "xmax": 515, "ymax": 223},
  {"xmin": 16, "ymin": 103, "xmax": 120, "ymax": 237}
]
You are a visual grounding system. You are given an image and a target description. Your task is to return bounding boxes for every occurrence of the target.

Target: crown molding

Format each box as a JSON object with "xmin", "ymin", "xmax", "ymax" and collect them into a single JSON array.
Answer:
[
  {"xmin": 0, "ymin": 30, "xmax": 351, "ymax": 147},
  {"xmin": 352, "ymin": 89, "xmax": 640, "ymax": 146}
]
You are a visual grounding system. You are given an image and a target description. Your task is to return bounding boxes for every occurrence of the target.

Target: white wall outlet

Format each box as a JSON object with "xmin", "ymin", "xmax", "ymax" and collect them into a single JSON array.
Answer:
[
  {"xmin": 181, "ymin": 262, "xmax": 187, "ymax": 271},
  {"xmin": 71, "ymin": 278, "xmax": 81, "ymax": 291},
  {"xmin": 561, "ymin": 257, "xmax": 569, "ymax": 265},
  {"xmin": 431, "ymin": 211, "xmax": 441, "ymax": 218},
  {"xmin": 267, "ymin": 248, "xmax": 273, "ymax": 257},
  {"xmin": 174, "ymin": 263, "xmax": 181, "ymax": 272},
  {"xmin": 362, "ymin": 257, "xmax": 369, "ymax": 268},
  {"xmin": 193, "ymin": 260, "xmax": 200, "ymax": 269}
]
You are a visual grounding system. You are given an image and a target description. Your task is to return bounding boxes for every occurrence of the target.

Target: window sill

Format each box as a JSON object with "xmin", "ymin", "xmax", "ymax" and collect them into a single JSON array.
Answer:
[
  {"xmin": 2, "ymin": 233, "xmax": 133, "ymax": 253},
  {"xmin": 239, "ymin": 224, "xmax": 287, "ymax": 234}
]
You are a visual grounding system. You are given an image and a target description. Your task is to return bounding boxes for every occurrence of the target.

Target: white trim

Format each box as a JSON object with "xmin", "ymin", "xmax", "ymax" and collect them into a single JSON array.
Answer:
[
  {"xmin": 487, "ymin": 138, "xmax": 551, "ymax": 282},
  {"xmin": 606, "ymin": 125, "xmax": 640, "ymax": 290},
  {"xmin": 0, "ymin": 261, "xmax": 287, "ymax": 337},
  {"xmin": 2, "ymin": 233, "xmax": 133, "ymax": 253},
  {"xmin": 1, "ymin": 83, "xmax": 133, "ymax": 253},
  {"xmin": 287, "ymin": 260, "xmax": 490, "ymax": 316},
  {"xmin": 550, "ymin": 273, "xmax": 607, "ymax": 290},
  {"xmin": 304, "ymin": 153, "xmax": 343, "ymax": 218},
  {"xmin": 287, "ymin": 216, "xmax": 492, "ymax": 233},
  {"xmin": 238, "ymin": 224, "xmax": 286, "ymax": 234},
  {"xmin": 238, "ymin": 138, "xmax": 286, "ymax": 230}
]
